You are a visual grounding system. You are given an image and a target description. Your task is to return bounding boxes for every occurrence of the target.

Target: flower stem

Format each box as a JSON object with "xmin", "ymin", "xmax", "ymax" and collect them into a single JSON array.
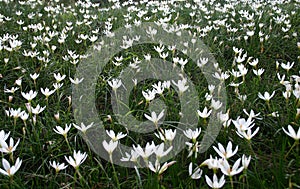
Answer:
[
  {"xmin": 284, "ymin": 140, "xmax": 299, "ymax": 159},
  {"xmin": 230, "ymin": 176, "xmax": 234, "ymax": 189},
  {"xmin": 110, "ymin": 155, "xmax": 120, "ymax": 189}
]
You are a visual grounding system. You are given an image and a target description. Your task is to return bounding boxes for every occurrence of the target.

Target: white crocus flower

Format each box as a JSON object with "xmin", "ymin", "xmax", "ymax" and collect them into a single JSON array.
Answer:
[
  {"xmin": 242, "ymin": 154, "xmax": 251, "ymax": 169},
  {"xmin": 49, "ymin": 161, "xmax": 68, "ymax": 173},
  {"xmin": 232, "ymin": 117, "xmax": 255, "ymax": 132},
  {"xmin": 253, "ymin": 68, "xmax": 265, "ymax": 76},
  {"xmin": 31, "ymin": 104, "xmax": 46, "ymax": 115},
  {"xmin": 30, "ymin": 73, "xmax": 39, "ymax": 81},
  {"xmin": 201, "ymin": 155, "xmax": 221, "ymax": 170},
  {"xmin": 54, "ymin": 73, "xmax": 66, "ymax": 82},
  {"xmin": 183, "ymin": 128, "xmax": 201, "ymax": 141},
  {"xmin": 53, "ymin": 124, "xmax": 71, "ymax": 138},
  {"xmin": 41, "ymin": 88, "xmax": 55, "ymax": 98},
  {"xmin": 236, "ymin": 127, "xmax": 260, "ymax": 141},
  {"xmin": 152, "ymin": 81, "xmax": 165, "ymax": 95},
  {"xmin": 106, "ymin": 130, "xmax": 127, "ymax": 141},
  {"xmin": 258, "ymin": 91, "xmax": 275, "ymax": 102},
  {"xmin": 108, "ymin": 78, "xmax": 122, "ymax": 91},
  {"xmin": 148, "ymin": 160, "xmax": 176, "ymax": 175},
  {"xmin": 211, "ymin": 99, "xmax": 222, "ymax": 110},
  {"xmin": 21, "ymin": 90, "xmax": 37, "ymax": 102},
  {"xmin": 154, "ymin": 143, "xmax": 173, "ymax": 160},
  {"xmin": 133, "ymin": 142, "xmax": 155, "ymax": 163},
  {"xmin": 0, "ymin": 137, "xmax": 20, "ymax": 154},
  {"xmin": 189, "ymin": 162, "xmax": 202, "ymax": 179},
  {"xmin": 213, "ymin": 141, "xmax": 238, "ymax": 159},
  {"xmin": 0, "ymin": 158, "xmax": 22, "ymax": 177},
  {"xmin": 142, "ymin": 89, "xmax": 156, "ymax": 102},
  {"xmin": 0, "ymin": 130, "xmax": 10, "ymax": 142},
  {"xmin": 144, "ymin": 110, "xmax": 165, "ymax": 128},
  {"xmin": 120, "ymin": 150, "xmax": 140, "ymax": 163},
  {"xmin": 70, "ymin": 77, "xmax": 84, "ymax": 85},
  {"xmin": 282, "ymin": 125, "xmax": 300, "ymax": 140},
  {"xmin": 154, "ymin": 129, "xmax": 176, "ymax": 142},
  {"xmin": 172, "ymin": 78, "xmax": 189, "ymax": 95},
  {"xmin": 281, "ymin": 61, "xmax": 294, "ymax": 72},
  {"xmin": 205, "ymin": 174, "xmax": 225, "ymax": 189},
  {"xmin": 103, "ymin": 140, "xmax": 118, "ymax": 162},
  {"xmin": 197, "ymin": 107, "xmax": 212, "ymax": 119},
  {"xmin": 220, "ymin": 158, "xmax": 244, "ymax": 176},
  {"xmin": 65, "ymin": 150, "xmax": 87, "ymax": 170},
  {"xmin": 73, "ymin": 122, "xmax": 93, "ymax": 134},
  {"xmin": 243, "ymin": 109, "xmax": 262, "ymax": 120}
]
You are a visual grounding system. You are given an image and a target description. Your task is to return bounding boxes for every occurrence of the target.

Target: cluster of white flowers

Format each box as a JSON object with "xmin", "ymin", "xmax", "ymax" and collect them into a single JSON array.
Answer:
[{"xmin": 0, "ymin": 130, "xmax": 22, "ymax": 177}]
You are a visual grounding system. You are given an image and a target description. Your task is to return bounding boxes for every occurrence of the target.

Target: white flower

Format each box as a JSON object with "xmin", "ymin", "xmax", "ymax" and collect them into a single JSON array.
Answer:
[
  {"xmin": 197, "ymin": 57, "xmax": 209, "ymax": 67},
  {"xmin": 189, "ymin": 162, "xmax": 202, "ymax": 179},
  {"xmin": 21, "ymin": 90, "xmax": 37, "ymax": 101},
  {"xmin": 103, "ymin": 140, "xmax": 118, "ymax": 155},
  {"xmin": 15, "ymin": 78, "xmax": 22, "ymax": 86},
  {"xmin": 108, "ymin": 78, "xmax": 122, "ymax": 91},
  {"xmin": 242, "ymin": 154, "xmax": 251, "ymax": 169},
  {"xmin": 4, "ymin": 87, "xmax": 19, "ymax": 94},
  {"xmin": 163, "ymin": 81, "xmax": 170, "ymax": 89},
  {"xmin": 197, "ymin": 107, "xmax": 212, "ymax": 119},
  {"xmin": 31, "ymin": 104, "xmax": 46, "ymax": 115},
  {"xmin": 144, "ymin": 110, "xmax": 165, "ymax": 127},
  {"xmin": 152, "ymin": 81, "xmax": 165, "ymax": 95},
  {"xmin": 218, "ymin": 111, "xmax": 231, "ymax": 128},
  {"xmin": 120, "ymin": 150, "xmax": 140, "ymax": 163},
  {"xmin": 53, "ymin": 124, "xmax": 72, "ymax": 138},
  {"xmin": 49, "ymin": 160, "xmax": 67, "ymax": 173},
  {"xmin": 183, "ymin": 128, "xmax": 201, "ymax": 141},
  {"xmin": 248, "ymin": 58, "xmax": 259, "ymax": 67},
  {"xmin": 106, "ymin": 130, "xmax": 127, "ymax": 141},
  {"xmin": 54, "ymin": 73, "xmax": 66, "ymax": 82},
  {"xmin": 253, "ymin": 68, "xmax": 265, "ymax": 76},
  {"xmin": 236, "ymin": 127, "xmax": 260, "ymax": 140},
  {"xmin": 73, "ymin": 122, "xmax": 93, "ymax": 133},
  {"xmin": 154, "ymin": 143, "xmax": 173, "ymax": 159},
  {"xmin": 142, "ymin": 89, "xmax": 156, "ymax": 102},
  {"xmin": 0, "ymin": 158, "xmax": 22, "ymax": 177},
  {"xmin": 6, "ymin": 108, "xmax": 22, "ymax": 119},
  {"xmin": 0, "ymin": 130, "xmax": 10, "ymax": 142},
  {"xmin": 213, "ymin": 141, "xmax": 238, "ymax": 159},
  {"xmin": 205, "ymin": 174, "xmax": 225, "ymax": 189},
  {"xmin": 201, "ymin": 155, "xmax": 220, "ymax": 170},
  {"xmin": 30, "ymin": 73, "xmax": 39, "ymax": 80},
  {"xmin": 53, "ymin": 83, "xmax": 63, "ymax": 90},
  {"xmin": 281, "ymin": 61, "xmax": 294, "ymax": 72},
  {"xmin": 41, "ymin": 88, "xmax": 55, "ymax": 98},
  {"xmin": 172, "ymin": 78, "xmax": 189, "ymax": 94},
  {"xmin": 243, "ymin": 109, "xmax": 262, "ymax": 120},
  {"xmin": 237, "ymin": 64, "xmax": 248, "ymax": 76},
  {"xmin": 65, "ymin": 150, "xmax": 87, "ymax": 169},
  {"xmin": 154, "ymin": 129, "xmax": 176, "ymax": 142},
  {"xmin": 212, "ymin": 72, "xmax": 230, "ymax": 81},
  {"xmin": 70, "ymin": 77, "xmax": 84, "ymax": 85},
  {"xmin": 220, "ymin": 158, "xmax": 244, "ymax": 176},
  {"xmin": 148, "ymin": 160, "xmax": 176, "ymax": 175},
  {"xmin": 282, "ymin": 125, "xmax": 300, "ymax": 140},
  {"xmin": 0, "ymin": 137, "xmax": 20, "ymax": 154},
  {"xmin": 258, "ymin": 91, "xmax": 275, "ymax": 102},
  {"xmin": 232, "ymin": 117, "xmax": 255, "ymax": 132},
  {"xmin": 211, "ymin": 99, "xmax": 222, "ymax": 110},
  {"xmin": 133, "ymin": 141, "xmax": 155, "ymax": 160}
]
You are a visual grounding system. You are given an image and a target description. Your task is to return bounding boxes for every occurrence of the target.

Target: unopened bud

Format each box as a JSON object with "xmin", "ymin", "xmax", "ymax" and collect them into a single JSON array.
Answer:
[
  {"xmin": 8, "ymin": 96, "xmax": 13, "ymax": 102},
  {"xmin": 54, "ymin": 112, "xmax": 60, "ymax": 122}
]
